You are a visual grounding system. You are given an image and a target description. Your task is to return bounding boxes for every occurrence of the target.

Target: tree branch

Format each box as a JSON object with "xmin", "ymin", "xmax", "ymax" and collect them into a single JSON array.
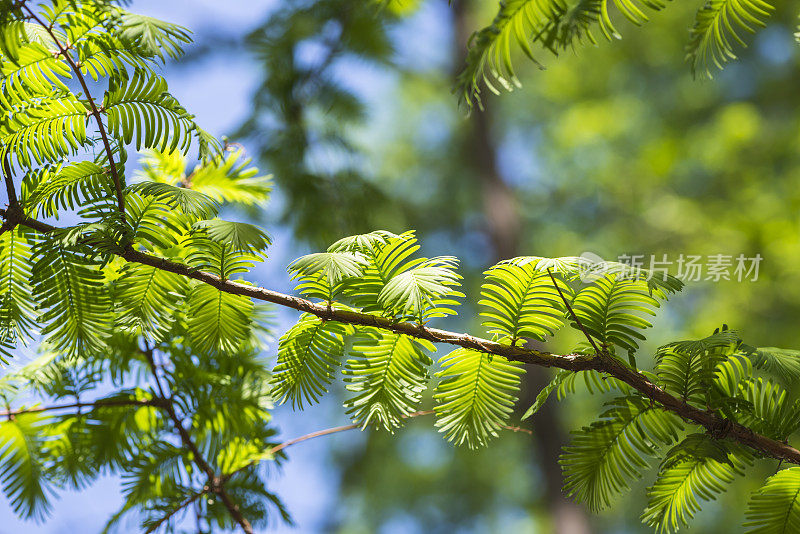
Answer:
[
  {"xmin": 10, "ymin": 212, "xmax": 800, "ymax": 466},
  {"xmin": 21, "ymin": 4, "xmax": 126, "ymax": 220}
]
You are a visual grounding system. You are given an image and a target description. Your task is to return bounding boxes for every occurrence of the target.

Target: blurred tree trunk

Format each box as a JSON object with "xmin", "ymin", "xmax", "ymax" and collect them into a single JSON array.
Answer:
[{"xmin": 452, "ymin": 3, "xmax": 591, "ymax": 532}]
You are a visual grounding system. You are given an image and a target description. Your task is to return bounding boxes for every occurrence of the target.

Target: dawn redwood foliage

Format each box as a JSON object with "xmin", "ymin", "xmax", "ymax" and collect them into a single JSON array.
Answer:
[{"xmin": 1, "ymin": 1, "xmax": 800, "ymax": 533}]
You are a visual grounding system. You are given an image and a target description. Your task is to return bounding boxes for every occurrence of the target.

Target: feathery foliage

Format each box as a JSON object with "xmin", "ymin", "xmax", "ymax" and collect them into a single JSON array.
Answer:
[
  {"xmin": 642, "ymin": 434, "xmax": 751, "ymax": 533},
  {"xmin": 561, "ymin": 396, "xmax": 683, "ymax": 512},
  {"xmin": 434, "ymin": 348, "xmax": 525, "ymax": 448},
  {"xmin": 344, "ymin": 329, "xmax": 434, "ymax": 430},
  {"xmin": 745, "ymin": 467, "xmax": 800, "ymax": 533},
  {"xmin": 458, "ymin": 0, "xmax": 781, "ymax": 106},
  {"xmin": 3, "ymin": 2, "xmax": 800, "ymax": 533}
]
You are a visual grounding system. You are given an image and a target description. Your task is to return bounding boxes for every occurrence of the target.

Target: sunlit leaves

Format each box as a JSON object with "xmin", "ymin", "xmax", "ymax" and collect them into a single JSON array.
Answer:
[
  {"xmin": 192, "ymin": 219, "xmax": 271, "ymax": 253},
  {"xmin": 0, "ymin": 41, "xmax": 70, "ymax": 103},
  {"xmin": 434, "ymin": 348, "xmax": 525, "ymax": 448},
  {"xmin": 479, "ymin": 261, "xmax": 569, "ymax": 343},
  {"xmin": 186, "ymin": 284, "xmax": 254, "ymax": 355},
  {"xmin": 31, "ymin": 239, "xmax": 111, "ymax": 357},
  {"xmin": 186, "ymin": 148, "xmax": 269, "ymax": 204},
  {"xmin": 655, "ymin": 330, "xmax": 738, "ymax": 406},
  {"xmin": 114, "ymin": 263, "xmax": 188, "ymax": 341},
  {"xmin": 739, "ymin": 345, "xmax": 800, "ymax": 384},
  {"xmin": 736, "ymin": 378, "xmax": 800, "ymax": 441},
  {"xmin": 127, "ymin": 181, "xmax": 219, "ymax": 219},
  {"xmin": 0, "ymin": 92, "xmax": 88, "ymax": 168},
  {"xmin": 561, "ymin": 396, "xmax": 683, "ymax": 511},
  {"xmin": 0, "ymin": 413, "xmax": 52, "ymax": 520},
  {"xmin": 571, "ymin": 272, "xmax": 663, "ymax": 353},
  {"xmin": 114, "ymin": 13, "xmax": 192, "ymax": 61},
  {"xmin": 457, "ymin": 0, "xmax": 668, "ymax": 107},
  {"xmin": 288, "ymin": 251, "xmax": 368, "ymax": 300},
  {"xmin": 642, "ymin": 434, "xmax": 751, "ymax": 533},
  {"xmin": 745, "ymin": 467, "xmax": 800, "ymax": 533},
  {"xmin": 271, "ymin": 315, "xmax": 353, "ymax": 408},
  {"xmin": 22, "ymin": 161, "xmax": 113, "ymax": 218},
  {"xmin": 343, "ymin": 329, "xmax": 434, "ymax": 430},
  {"xmin": 104, "ymin": 70, "xmax": 195, "ymax": 154},
  {"xmin": 0, "ymin": 227, "xmax": 36, "ymax": 349},
  {"xmin": 377, "ymin": 257, "xmax": 462, "ymax": 320},
  {"xmin": 687, "ymin": 0, "xmax": 774, "ymax": 78}
]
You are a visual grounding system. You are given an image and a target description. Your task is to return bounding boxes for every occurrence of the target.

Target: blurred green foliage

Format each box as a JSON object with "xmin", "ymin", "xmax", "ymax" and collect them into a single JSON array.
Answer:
[{"xmin": 235, "ymin": 0, "xmax": 800, "ymax": 532}]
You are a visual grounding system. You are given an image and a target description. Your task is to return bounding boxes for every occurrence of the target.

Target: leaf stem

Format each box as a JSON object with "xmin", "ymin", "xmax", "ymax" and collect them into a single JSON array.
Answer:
[{"xmin": 546, "ymin": 267, "xmax": 603, "ymax": 356}]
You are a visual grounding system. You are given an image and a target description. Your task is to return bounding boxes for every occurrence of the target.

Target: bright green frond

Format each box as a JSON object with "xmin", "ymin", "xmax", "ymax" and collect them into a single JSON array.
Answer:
[
  {"xmin": 187, "ymin": 148, "xmax": 270, "ymax": 206},
  {"xmin": 571, "ymin": 272, "xmax": 662, "ymax": 353},
  {"xmin": 434, "ymin": 348, "xmax": 525, "ymax": 449},
  {"xmin": 377, "ymin": 256, "xmax": 462, "ymax": 320},
  {"xmin": 479, "ymin": 261, "xmax": 569, "ymax": 343},
  {"xmin": 289, "ymin": 251, "xmax": 367, "ymax": 291},
  {"xmin": 31, "ymin": 239, "xmax": 111, "ymax": 357},
  {"xmin": 0, "ymin": 92, "xmax": 88, "ymax": 168},
  {"xmin": 556, "ymin": 369, "xmax": 631, "ymax": 399},
  {"xmin": 192, "ymin": 219, "xmax": 271, "ymax": 254},
  {"xmin": 114, "ymin": 262, "xmax": 188, "ymax": 341},
  {"xmin": 183, "ymin": 234, "xmax": 261, "ymax": 279},
  {"xmin": 134, "ymin": 149, "xmax": 187, "ymax": 186},
  {"xmin": 737, "ymin": 378, "xmax": 800, "ymax": 440},
  {"xmin": 0, "ymin": 413, "xmax": 52, "ymax": 520},
  {"xmin": 103, "ymin": 70, "xmax": 194, "ymax": 154},
  {"xmin": 738, "ymin": 345, "xmax": 800, "ymax": 384},
  {"xmin": 745, "ymin": 467, "xmax": 800, "ymax": 533},
  {"xmin": 127, "ymin": 181, "xmax": 219, "ymax": 220},
  {"xmin": 327, "ymin": 230, "xmax": 400, "ymax": 253},
  {"xmin": 0, "ymin": 41, "xmax": 70, "ymax": 103},
  {"xmin": 655, "ymin": 331, "xmax": 736, "ymax": 406},
  {"xmin": 271, "ymin": 314, "xmax": 354, "ymax": 409},
  {"xmin": 456, "ymin": 0, "xmax": 668, "ymax": 107},
  {"xmin": 114, "ymin": 12, "xmax": 192, "ymax": 61},
  {"xmin": 642, "ymin": 434, "xmax": 751, "ymax": 533},
  {"xmin": 687, "ymin": 0, "xmax": 774, "ymax": 78},
  {"xmin": 522, "ymin": 369, "xmax": 569, "ymax": 420},
  {"xmin": 125, "ymin": 192, "xmax": 186, "ymax": 250},
  {"xmin": 561, "ymin": 395, "xmax": 683, "ymax": 511},
  {"xmin": 343, "ymin": 329, "xmax": 434, "ymax": 430},
  {"xmin": 341, "ymin": 231, "xmax": 419, "ymax": 312},
  {"xmin": 22, "ymin": 161, "xmax": 113, "ymax": 218},
  {"xmin": 658, "ymin": 328, "xmax": 741, "ymax": 357},
  {"xmin": 186, "ymin": 283, "xmax": 254, "ymax": 355},
  {"xmin": 0, "ymin": 227, "xmax": 36, "ymax": 348}
]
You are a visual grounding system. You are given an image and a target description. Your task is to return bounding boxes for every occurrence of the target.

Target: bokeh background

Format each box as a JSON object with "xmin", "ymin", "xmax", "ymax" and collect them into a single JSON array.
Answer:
[{"xmin": 4, "ymin": 0, "xmax": 800, "ymax": 531}]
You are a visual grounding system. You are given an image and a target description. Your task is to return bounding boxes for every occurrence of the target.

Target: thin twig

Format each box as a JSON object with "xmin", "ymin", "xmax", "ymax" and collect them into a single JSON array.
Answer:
[
  {"xmin": 267, "ymin": 410, "xmax": 532, "ymax": 456},
  {"xmin": 547, "ymin": 268, "xmax": 603, "ymax": 356},
  {"xmin": 222, "ymin": 410, "xmax": 532, "ymax": 486}
]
